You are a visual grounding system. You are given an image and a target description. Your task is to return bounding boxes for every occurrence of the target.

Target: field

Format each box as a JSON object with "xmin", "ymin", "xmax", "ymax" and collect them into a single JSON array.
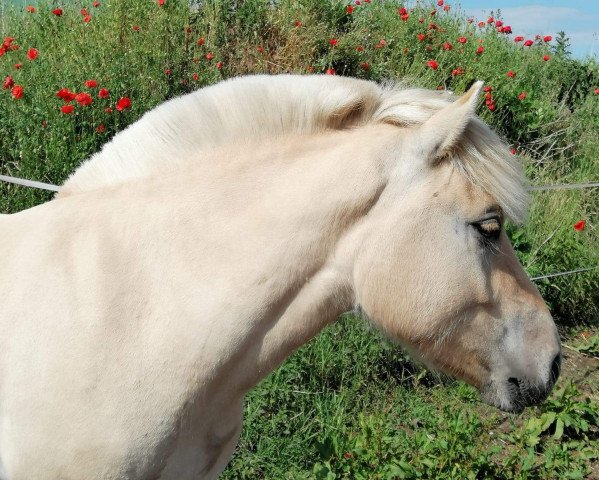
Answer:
[{"xmin": 1, "ymin": 0, "xmax": 598, "ymax": 478}]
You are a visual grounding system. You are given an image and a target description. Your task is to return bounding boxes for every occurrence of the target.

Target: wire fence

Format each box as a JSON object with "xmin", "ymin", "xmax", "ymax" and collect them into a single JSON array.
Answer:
[{"xmin": 1, "ymin": 173, "xmax": 597, "ymax": 282}]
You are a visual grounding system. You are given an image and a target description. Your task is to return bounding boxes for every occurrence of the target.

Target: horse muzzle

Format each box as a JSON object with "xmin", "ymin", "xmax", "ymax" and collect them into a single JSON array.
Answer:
[{"xmin": 482, "ymin": 351, "xmax": 562, "ymax": 413}]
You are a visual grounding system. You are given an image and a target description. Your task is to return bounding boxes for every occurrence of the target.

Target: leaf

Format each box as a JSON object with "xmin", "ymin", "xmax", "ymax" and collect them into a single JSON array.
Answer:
[
  {"xmin": 540, "ymin": 411, "xmax": 557, "ymax": 432},
  {"xmin": 553, "ymin": 418, "xmax": 564, "ymax": 439}
]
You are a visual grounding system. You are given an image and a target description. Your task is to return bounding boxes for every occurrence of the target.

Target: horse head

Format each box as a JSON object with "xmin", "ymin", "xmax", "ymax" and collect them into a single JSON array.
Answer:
[{"xmin": 352, "ymin": 82, "xmax": 561, "ymax": 412}]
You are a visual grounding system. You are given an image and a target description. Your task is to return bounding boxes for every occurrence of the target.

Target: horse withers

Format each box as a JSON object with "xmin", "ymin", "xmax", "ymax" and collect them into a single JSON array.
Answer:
[{"xmin": 0, "ymin": 75, "xmax": 560, "ymax": 479}]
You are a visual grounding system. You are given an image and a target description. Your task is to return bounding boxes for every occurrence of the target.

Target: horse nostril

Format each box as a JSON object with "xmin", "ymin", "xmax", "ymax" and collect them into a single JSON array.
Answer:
[
  {"xmin": 550, "ymin": 353, "xmax": 561, "ymax": 384},
  {"xmin": 507, "ymin": 377, "xmax": 520, "ymax": 392}
]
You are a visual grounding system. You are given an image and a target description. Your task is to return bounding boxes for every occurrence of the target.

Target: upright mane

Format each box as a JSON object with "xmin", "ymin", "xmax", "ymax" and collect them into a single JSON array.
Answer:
[{"xmin": 59, "ymin": 74, "xmax": 527, "ymax": 222}]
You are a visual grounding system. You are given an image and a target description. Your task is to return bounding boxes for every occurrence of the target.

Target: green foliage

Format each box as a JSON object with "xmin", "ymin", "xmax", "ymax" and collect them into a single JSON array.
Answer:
[
  {"xmin": 571, "ymin": 334, "xmax": 599, "ymax": 358},
  {"xmin": 501, "ymin": 382, "xmax": 599, "ymax": 479},
  {"xmin": 309, "ymin": 381, "xmax": 599, "ymax": 479},
  {"xmin": 1, "ymin": 0, "xmax": 597, "ymax": 323}
]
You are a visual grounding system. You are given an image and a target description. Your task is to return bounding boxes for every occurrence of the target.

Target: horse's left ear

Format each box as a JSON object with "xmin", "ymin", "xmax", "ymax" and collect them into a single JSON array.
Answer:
[{"xmin": 418, "ymin": 81, "xmax": 483, "ymax": 162}]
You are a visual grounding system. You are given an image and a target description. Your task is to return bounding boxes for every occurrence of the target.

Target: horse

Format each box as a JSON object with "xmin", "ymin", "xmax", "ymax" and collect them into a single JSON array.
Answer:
[{"xmin": 0, "ymin": 75, "xmax": 561, "ymax": 479}]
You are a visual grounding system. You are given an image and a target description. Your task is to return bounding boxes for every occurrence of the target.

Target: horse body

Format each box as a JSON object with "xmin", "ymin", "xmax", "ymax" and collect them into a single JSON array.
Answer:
[
  {"xmin": 0, "ymin": 75, "xmax": 560, "ymax": 479},
  {"xmin": 0, "ymin": 127, "xmax": 390, "ymax": 479}
]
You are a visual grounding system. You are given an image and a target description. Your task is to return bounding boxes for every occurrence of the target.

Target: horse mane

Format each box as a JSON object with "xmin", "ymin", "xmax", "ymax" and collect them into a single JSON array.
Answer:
[{"xmin": 59, "ymin": 74, "xmax": 527, "ymax": 223}]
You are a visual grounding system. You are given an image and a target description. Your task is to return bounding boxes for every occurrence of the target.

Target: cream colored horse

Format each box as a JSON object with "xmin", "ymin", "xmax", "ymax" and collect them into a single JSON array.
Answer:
[{"xmin": 0, "ymin": 75, "xmax": 560, "ymax": 480}]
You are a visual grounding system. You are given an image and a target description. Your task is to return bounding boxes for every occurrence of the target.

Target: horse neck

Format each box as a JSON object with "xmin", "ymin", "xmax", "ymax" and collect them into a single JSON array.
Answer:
[{"xmin": 174, "ymin": 125, "xmax": 395, "ymax": 395}]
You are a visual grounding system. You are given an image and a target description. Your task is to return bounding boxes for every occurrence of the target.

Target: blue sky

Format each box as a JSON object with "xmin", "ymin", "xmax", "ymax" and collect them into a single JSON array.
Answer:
[{"xmin": 455, "ymin": 1, "xmax": 599, "ymax": 59}]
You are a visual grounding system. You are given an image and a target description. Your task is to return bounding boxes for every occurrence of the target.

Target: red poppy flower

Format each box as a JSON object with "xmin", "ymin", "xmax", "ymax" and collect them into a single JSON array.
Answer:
[
  {"xmin": 257, "ymin": 45, "xmax": 264, "ymax": 53},
  {"xmin": 93, "ymin": 1, "xmax": 101, "ymax": 6},
  {"xmin": 158, "ymin": 0, "xmax": 165, "ymax": 6},
  {"xmin": 84, "ymin": 79, "xmax": 98, "ymax": 88},
  {"xmin": 75, "ymin": 92, "xmax": 93, "ymax": 106},
  {"xmin": 346, "ymin": 6, "xmax": 354, "ymax": 14},
  {"xmin": 216, "ymin": 61, "xmax": 223, "ymax": 69},
  {"xmin": 483, "ymin": 86, "xmax": 492, "ymax": 92},
  {"xmin": 400, "ymin": 13, "xmax": 409, "ymax": 21},
  {"xmin": 3, "ymin": 37, "xmax": 14, "ymax": 48},
  {"xmin": 543, "ymin": 55, "xmax": 550, "ymax": 61},
  {"xmin": 306, "ymin": 66, "xmax": 314, "ymax": 72},
  {"xmin": 507, "ymin": 70, "xmax": 516, "ymax": 78},
  {"xmin": 595, "ymin": 88, "xmax": 599, "ymax": 95},
  {"xmin": 443, "ymin": 5, "xmax": 450, "ymax": 11},
  {"xmin": 197, "ymin": 37, "xmax": 204, "ymax": 46},
  {"xmin": 105, "ymin": 107, "xmax": 112, "ymax": 113},
  {"xmin": 487, "ymin": 16, "xmax": 494, "ymax": 24},
  {"xmin": 56, "ymin": 88, "xmax": 76, "ymax": 101},
  {"xmin": 356, "ymin": 45, "xmax": 364, "ymax": 52},
  {"xmin": 518, "ymin": 91, "xmax": 527, "ymax": 101},
  {"xmin": 81, "ymin": 8, "xmax": 89, "ymax": 15},
  {"xmin": 294, "ymin": 20, "xmax": 302, "ymax": 27},
  {"xmin": 52, "ymin": 8, "xmax": 63, "ymax": 16},
  {"xmin": 417, "ymin": 33, "xmax": 425, "ymax": 42},
  {"xmin": 11, "ymin": 85, "xmax": 24, "ymax": 99},
  {"xmin": 457, "ymin": 36, "xmax": 467, "ymax": 44},
  {"xmin": 83, "ymin": 15, "xmax": 92, "ymax": 23},
  {"xmin": 437, "ymin": 0, "xmax": 443, "ymax": 5},
  {"xmin": 443, "ymin": 42, "xmax": 452, "ymax": 50},
  {"xmin": 477, "ymin": 21, "xmax": 485, "ymax": 28},
  {"xmin": 14, "ymin": 63, "xmax": 22, "ymax": 69},
  {"xmin": 573, "ymin": 220, "xmax": 586, "ymax": 231},
  {"xmin": 510, "ymin": 148, "xmax": 517, "ymax": 155},
  {"xmin": 487, "ymin": 103, "xmax": 496, "ymax": 111},
  {"xmin": 495, "ymin": 20, "xmax": 503, "ymax": 27},
  {"xmin": 3, "ymin": 76, "xmax": 14, "ymax": 89},
  {"xmin": 96, "ymin": 124, "xmax": 106, "ymax": 133},
  {"xmin": 476, "ymin": 46, "xmax": 484, "ymax": 54},
  {"xmin": 543, "ymin": 35, "xmax": 552, "ymax": 42},
  {"xmin": 98, "ymin": 88, "xmax": 110, "ymax": 99},
  {"xmin": 451, "ymin": 68, "xmax": 464, "ymax": 76},
  {"xmin": 116, "ymin": 97, "xmax": 131, "ymax": 111},
  {"xmin": 325, "ymin": 68, "xmax": 336, "ymax": 75},
  {"xmin": 27, "ymin": 48, "xmax": 38, "ymax": 60},
  {"xmin": 205, "ymin": 52, "xmax": 213, "ymax": 60},
  {"xmin": 192, "ymin": 73, "xmax": 199, "ymax": 81},
  {"xmin": 523, "ymin": 40, "xmax": 533, "ymax": 47},
  {"xmin": 132, "ymin": 25, "xmax": 140, "ymax": 31},
  {"xmin": 26, "ymin": 5, "xmax": 36, "ymax": 13},
  {"xmin": 61, "ymin": 104, "xmax": 74, "ymax": 114},
  {"xmin": 514, "ymin": 36, "xmax": 524, "ymax": 42},
  {"xmin": 427, "ymin": 59, "xmax": 438, "ymax": 70},
  {"xmin": 360, "ymin": 62, "xmax": 370, "ymax": 70},
  {"xmin": 344, "ymin": 452, "xmax": 352, "ymax": 459},
  {"xmin": 398, "ymin": 7, "xmax": 407, "ymax": 15},
  {"xmin": 165, "ymin": 68, "xmax": 171, "ymax": 75},
  {"xmin": 329, "ymin": 38, "xmax": 338, "ymax": 47}
]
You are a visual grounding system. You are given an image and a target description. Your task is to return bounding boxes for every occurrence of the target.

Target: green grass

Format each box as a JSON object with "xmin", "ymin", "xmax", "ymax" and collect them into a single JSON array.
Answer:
[
  {"xmin": 222, "ymin": 316, "xmax": 599, "ymax": 479},
  {"xmin": 1, "ymin": 1, "xmax": 599, "ymax": 477},
  {"xmin": 1, "ymin": 0, "xmax": 597, "ymax": 322}
]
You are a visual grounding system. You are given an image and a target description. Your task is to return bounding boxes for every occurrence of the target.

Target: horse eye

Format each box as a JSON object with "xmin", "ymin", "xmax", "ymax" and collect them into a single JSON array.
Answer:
[{"xmin": 473, "ymin": 218, "xmax": 501, "ymax": 241}]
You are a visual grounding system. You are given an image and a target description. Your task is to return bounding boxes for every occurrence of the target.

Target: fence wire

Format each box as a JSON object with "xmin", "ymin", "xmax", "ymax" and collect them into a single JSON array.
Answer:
[{"xmin": 1, "ymin": 174, "xmax": 597, "ymax": 282}]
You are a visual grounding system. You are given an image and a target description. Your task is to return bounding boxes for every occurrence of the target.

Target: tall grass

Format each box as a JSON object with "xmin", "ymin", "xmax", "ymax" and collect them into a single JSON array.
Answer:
[{"xmin": 1, "ymin": 0, "xmax": 597, "ymax": 323}]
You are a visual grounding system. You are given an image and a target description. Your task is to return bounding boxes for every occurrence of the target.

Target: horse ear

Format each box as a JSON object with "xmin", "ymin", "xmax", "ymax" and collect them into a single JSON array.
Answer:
[{"xmin": 418, "ymin": 81, "xmax": 484, "ymax": 162}]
